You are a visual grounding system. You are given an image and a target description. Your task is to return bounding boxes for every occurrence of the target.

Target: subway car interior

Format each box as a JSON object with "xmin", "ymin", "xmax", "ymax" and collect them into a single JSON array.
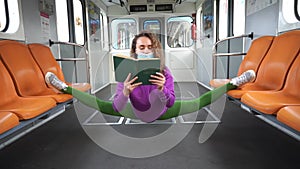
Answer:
[{"xmin": 0, "ymin": 0, "xmax": 300, "ymax": 168}]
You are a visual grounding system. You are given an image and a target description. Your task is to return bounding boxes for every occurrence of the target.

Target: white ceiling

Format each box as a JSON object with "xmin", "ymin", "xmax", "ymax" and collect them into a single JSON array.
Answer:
[{"xmin": 98, "ymin": 0, "xmax": 199, "ymax": 7}]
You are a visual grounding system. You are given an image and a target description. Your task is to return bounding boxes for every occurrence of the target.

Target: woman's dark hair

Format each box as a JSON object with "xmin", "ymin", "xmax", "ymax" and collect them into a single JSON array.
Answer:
[{"xmin": 130, "ymin": 31, "xmax": 165, "ymax": 71}]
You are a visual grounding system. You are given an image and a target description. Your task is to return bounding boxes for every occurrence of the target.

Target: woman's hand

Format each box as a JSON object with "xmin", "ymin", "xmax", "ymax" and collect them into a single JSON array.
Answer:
[
  {"xmin": 123, "ymin": 73, "xmax": 142, "ymax": 96},
  {"xmin": 149, "ymin": 72, "xmax": 166, "ymax": 91}
]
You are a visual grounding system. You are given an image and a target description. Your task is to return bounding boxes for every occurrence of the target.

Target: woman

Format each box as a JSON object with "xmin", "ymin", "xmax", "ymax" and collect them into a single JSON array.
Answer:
[
  {"xmin": 45, "ymin": 33, "xmax": 255, "ymax": 123},
  {"xmin": 113, "ymin": 31, "xmax": 175, "ymax": 122}
]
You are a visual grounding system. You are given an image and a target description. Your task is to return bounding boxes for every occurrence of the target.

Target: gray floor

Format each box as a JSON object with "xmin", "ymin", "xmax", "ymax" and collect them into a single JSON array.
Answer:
[{"xmin": 0, "ymin": 83, "xmax": 299, "ymax": 169}]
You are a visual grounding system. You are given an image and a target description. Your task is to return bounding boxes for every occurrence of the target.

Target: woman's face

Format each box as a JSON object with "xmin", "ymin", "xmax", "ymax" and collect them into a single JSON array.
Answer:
[{"xmin": 135, "ymin": 36, "xmax": 153, "ymax": 54}]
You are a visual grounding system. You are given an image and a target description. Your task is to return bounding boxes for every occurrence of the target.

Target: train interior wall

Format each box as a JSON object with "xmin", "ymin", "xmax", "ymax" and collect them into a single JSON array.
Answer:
[{"xmin": 2, "ymin": 0, "xmax": 282, "ymax": 89}]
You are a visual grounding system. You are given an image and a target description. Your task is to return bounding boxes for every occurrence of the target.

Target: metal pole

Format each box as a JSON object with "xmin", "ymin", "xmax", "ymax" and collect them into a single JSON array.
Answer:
[
  {"xmin": 49, "ymin": 40, "xmax": 90, "ymax": 84},
  {"xmin": 212, "ymin": 32, "xmax": 253, "ymax": 79}
]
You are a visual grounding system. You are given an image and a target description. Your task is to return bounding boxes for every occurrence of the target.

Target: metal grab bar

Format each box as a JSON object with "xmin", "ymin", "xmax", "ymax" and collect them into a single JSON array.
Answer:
[
  {"xmin": 56, "ymin": 58, "xmax": 86, "ymax": 61},
  {"xmin": 49, "ymin": 39, "xmax": 90, "ymax": 84},
  {"xmin": 49, "ymin": 39, "xmax": 85, "ymax": 48},
  {"xmin": 212, "ymin": 32, "xmax": 254, "ymax": 79},
  {"xmin": 214, "ymin": 52, "xmax": 247, "ymax": 57}
]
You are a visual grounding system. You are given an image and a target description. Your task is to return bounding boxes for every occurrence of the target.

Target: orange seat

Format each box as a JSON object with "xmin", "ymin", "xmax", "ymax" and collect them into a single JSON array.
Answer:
[
  {"xmin": 0, "ymin": 40, "xmax": 72, "ymax": 103},
  {"xmin": 241, "ymin": 52, "xmax": 300, "ymax": 114},
  {"xmin": 277, "ymin": 106, "xmax": 300, "ymax": 132},
  {"xmin": 0, "ymin": 112, "xmax": 19, "ymax": 134},
  {"xmin": 0, "ymin": 60, "xmax": 57, "ymax": 120},
  {"xmin": 210, "ymin": 36, "xmax": 274, "ymax": 88},
  {"xmin": 227, "ymin": 30, "xmax": 300, "ymax": 99},
  {"xmin": 28, "ymin": 43, "xmax": 91, "ymax": 92}
]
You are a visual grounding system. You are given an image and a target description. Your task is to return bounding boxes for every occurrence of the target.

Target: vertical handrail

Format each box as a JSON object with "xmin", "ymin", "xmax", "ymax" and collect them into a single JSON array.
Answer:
[
  {"xmin": 49, "ymin": 39, "xmax": 90, "ymax": 84},
  {"xmin": 212, "ymin": 32, "xmax": 254, "ymax": 79}
]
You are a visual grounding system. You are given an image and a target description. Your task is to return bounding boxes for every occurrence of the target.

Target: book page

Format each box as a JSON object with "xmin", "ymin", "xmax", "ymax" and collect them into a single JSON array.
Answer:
[
  {"xmin": 135, "ymin": 58, "xmax": 160, "ymax": 85},
  {"xmin": 113, "ymin": 55, "xmax": 137, "ymax": 82},
  {"xmin": 113, "ymin": 54, "xmax": 160, "ymax": 84}
]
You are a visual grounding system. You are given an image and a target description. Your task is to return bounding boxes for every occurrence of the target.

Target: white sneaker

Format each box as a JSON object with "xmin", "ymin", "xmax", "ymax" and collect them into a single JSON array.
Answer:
[
  {"xmin": 230, "ymin": 70, "xmax": 256, "ymax": 86},
  {"xmin": 45, "ymin": 72, "xmax": 68, "ymax": 91}
]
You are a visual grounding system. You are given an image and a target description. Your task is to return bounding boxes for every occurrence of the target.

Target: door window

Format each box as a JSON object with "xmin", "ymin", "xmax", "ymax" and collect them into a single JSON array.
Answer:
[{"xmin": 167, "ymin": 16, "xmax": 193, "ymax": 48}]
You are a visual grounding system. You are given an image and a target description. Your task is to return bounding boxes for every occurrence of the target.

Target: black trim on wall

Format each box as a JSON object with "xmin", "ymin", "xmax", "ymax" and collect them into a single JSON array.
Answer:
[
  {"xmin": 1, "ymin": 0, "xmax": 10, "ymax": 32},
  {"xmin": 295, "ymin": 0, "xmax": 300, "ymax": 21}
]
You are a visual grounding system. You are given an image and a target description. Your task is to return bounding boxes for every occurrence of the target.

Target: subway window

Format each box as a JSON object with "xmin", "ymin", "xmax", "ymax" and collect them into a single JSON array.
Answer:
[
  {"xmin": 282, "ymin": 0, "xmax": 299, "ymax": 23},
  {"xmin": 279, "ymin": 0, "xmax": 300, "ymax": 32},
  {"xmin": 88, "ymin": 1, "xmax": 106, "ymax": 48},
  {"xmin": 73, "ymin": 0, "xmax": 84, "ymax": 45},
  {"xmin": 167, "ymin": 16, "xmax": 193, "ymax": 48},
  {"xmin": 88, "ymin": 1, "xmax": 100, "ymax": 36},
  {"xmin": 55, "ymin": 0, "xmax": 69, "ymax": 42},
  {"xmin": 0, "ymin": 0, "xmax": 7, "ymax": 32},
  {"xmin": 0, "ymin": 0, "xmax": 20, "ymax": 33},
  {"xmin": 6, "ymin": 0, "xmax": 19, "ymax": 33},
  {"xmin": 218, "ymin": 0, "xmax": 228, "ymax": 40},
  {"xmin": 233, "ymin": 0, "xmax": 245, "ymax": 36},
  {"xmin": 111, "ymin": 18, "xmax": 137, "ymax": 50}
]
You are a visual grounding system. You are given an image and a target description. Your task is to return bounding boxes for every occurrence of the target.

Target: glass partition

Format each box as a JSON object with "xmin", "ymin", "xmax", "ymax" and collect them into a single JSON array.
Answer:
[{"xmin": 167, "ymin": 16, "xmax": 193, "ymax": 48}]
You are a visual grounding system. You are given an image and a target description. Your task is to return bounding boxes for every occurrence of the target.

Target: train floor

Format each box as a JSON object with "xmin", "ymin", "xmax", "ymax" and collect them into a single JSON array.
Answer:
[{"xmin": 0, "ymin": 82, "xmax": 299, "ymax": 169}]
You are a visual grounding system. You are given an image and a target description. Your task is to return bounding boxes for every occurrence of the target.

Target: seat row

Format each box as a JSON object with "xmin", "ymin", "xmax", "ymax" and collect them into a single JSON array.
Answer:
[
  {"xmin": 210, "ymin": 30, "xmax": 300, "ymax": 133},
  {"xmin": 0, "ymin": 40, "xmax": 90, "ymax": 137}
]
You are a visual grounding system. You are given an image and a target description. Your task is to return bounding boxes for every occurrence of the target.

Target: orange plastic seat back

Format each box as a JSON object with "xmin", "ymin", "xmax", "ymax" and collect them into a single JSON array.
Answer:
[
  {"xmin": 28, "ymin": 43, "xmax": 91, "ymax": 92},
  {"xmin": 0, "ymin": 40, "xmax": 52, "ymax": 96},
  {"xmin": 0, "ymin": 53, "xmax": 57, "ymax": 119},
  {"xmin": 210, "ymin": 36, "xmax": 274, "ymax": 88},
  {"xmin": 0, "ymin": 60, "xmax": 19, "ymax": 106},
  {"xmin": 281, "ymin": 52, "xmax": 300, "ymax": 98},
  {"xmin": 28, "ymin": 43, "xmax": 66, "ymax": 82},
  {"xmin": 250, "ymin": 30, "xmax": 300, "ymax": 91},
  {"xmin": 237, "ymin": 36, "xmax": 274, "ymax": 76}
]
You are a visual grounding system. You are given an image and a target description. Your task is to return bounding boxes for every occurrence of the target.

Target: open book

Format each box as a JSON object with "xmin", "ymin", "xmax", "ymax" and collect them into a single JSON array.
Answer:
[{"xmin": 113, "ymin": 54, "xmax": 161, "ymax": 85}]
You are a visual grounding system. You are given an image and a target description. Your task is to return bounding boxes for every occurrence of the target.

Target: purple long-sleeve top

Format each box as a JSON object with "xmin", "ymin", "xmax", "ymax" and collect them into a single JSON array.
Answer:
[{"xmin": 112, "ymin": 67, "xmax": 175, "ymax": 122}]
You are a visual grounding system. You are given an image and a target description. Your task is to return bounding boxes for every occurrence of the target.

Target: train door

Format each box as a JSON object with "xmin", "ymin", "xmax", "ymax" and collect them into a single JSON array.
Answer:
[{"xmin": 165, "ymin": 15, "xmax": 195, "ymax": 82}]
